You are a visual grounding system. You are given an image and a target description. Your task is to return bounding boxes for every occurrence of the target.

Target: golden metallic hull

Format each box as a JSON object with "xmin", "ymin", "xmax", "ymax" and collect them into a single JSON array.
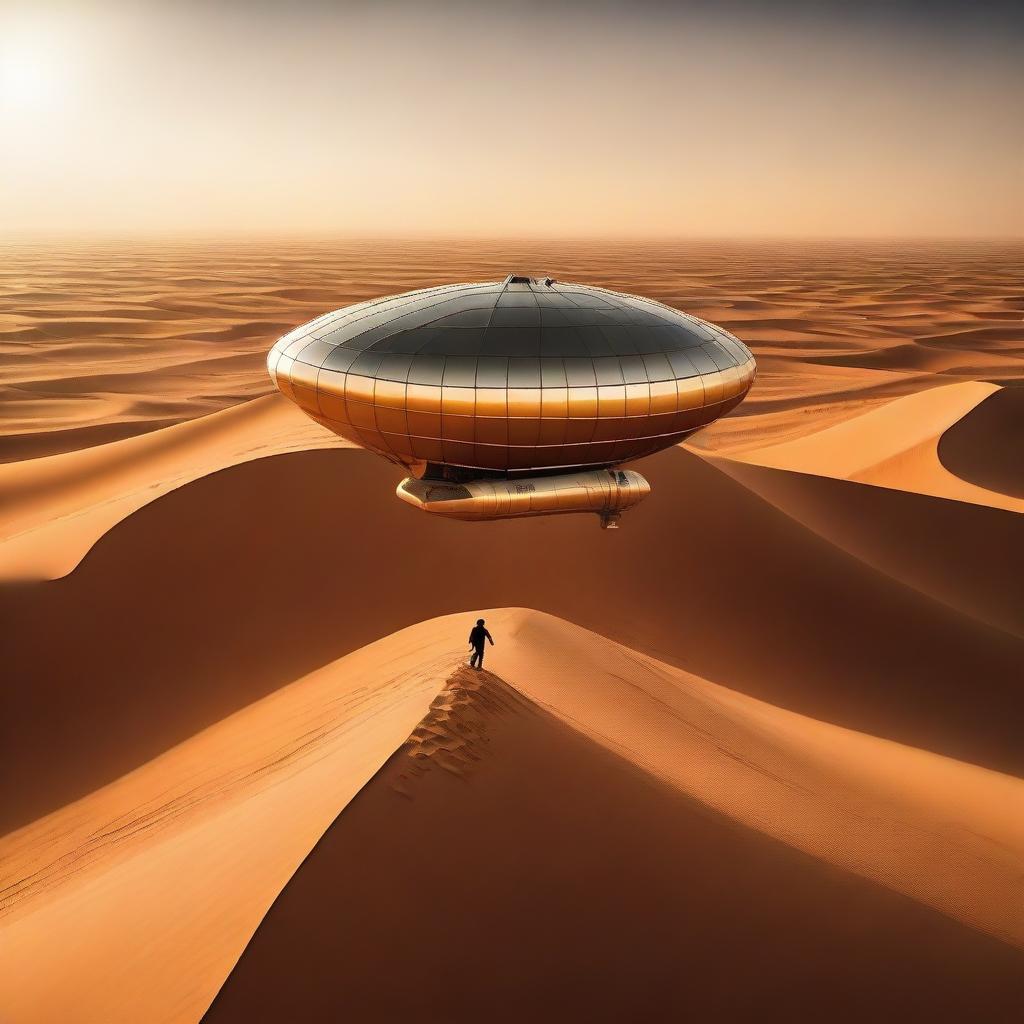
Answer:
[
  {"xmin": 396, "ymin": 469, "xmax": 650, "ymax": 528},
  {"xmin": 268, "ymin": 275, "xmax": 755, "ymax": 525},
  {"xmin": 267, "ymin": 276, "xmax": 755, "ymax": 477}
]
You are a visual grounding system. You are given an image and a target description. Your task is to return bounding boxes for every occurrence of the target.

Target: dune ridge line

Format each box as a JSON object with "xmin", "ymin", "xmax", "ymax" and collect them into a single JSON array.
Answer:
[{"xmin": 6, "ymin": 609, "xmax": 1022, "ymax": 1023}]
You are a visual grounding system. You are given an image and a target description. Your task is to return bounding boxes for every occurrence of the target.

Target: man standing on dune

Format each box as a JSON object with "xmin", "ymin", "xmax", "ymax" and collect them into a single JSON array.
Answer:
[{"xmin": 468, "ymin": 618, "xmax": 494, "ymax": 669}]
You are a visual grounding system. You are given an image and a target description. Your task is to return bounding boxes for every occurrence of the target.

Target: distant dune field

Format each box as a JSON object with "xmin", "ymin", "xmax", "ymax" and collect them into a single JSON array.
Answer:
[{"xmin": 1, "ymin": 240, "xmax": 1022, "ymax": 1022}]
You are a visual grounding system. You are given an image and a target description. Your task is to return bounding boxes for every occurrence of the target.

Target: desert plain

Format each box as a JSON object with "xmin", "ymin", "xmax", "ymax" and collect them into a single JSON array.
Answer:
[{"xmin": 1, "ymin": 239, "xmax": 1022, "ymax": 1022}]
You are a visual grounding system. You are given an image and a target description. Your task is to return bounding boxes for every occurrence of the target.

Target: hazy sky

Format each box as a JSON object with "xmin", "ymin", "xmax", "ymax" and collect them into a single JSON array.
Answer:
[{"xmin": 1, "ymin": 0, "xmax": 1021, "ymax": 238}]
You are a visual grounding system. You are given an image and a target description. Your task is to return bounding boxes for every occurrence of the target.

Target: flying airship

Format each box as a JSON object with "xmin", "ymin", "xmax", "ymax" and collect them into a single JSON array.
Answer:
[{"xmin": 268, "ymin": 275, "xmax": 755, "ymax": 527}]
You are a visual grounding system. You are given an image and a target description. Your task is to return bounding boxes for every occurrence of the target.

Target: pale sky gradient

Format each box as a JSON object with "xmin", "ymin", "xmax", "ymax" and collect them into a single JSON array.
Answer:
[{"xmin": 1, "ymin": 0, "xmax": 1022, "ymax": 238}]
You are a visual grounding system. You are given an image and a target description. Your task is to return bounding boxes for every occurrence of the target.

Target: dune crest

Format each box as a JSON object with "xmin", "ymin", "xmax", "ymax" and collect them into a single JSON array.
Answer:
[
  {"xmin": 0, "ymin": 624, "xmax": 461, "ymax": 1024},
  {"xmin": 4, "ymin": 240, "xmax": 1024, "ymax": 1021},
  {"xmin": 487, "ymin": 610, "xmax": 1024, "ymax": 945},
  {"xmin": 6, "ymin": 442, "xmax": 1024, "ymax": 843},
  {"xmin": 5, "ymin": 609, "xmax": 1022, "ymax": 1023},
  {"xmin": 0, "ymin": 393, "xmax": 351, "ymax": 581},
  {"xmin": 710, "ymin": 455, "xmax": 1024, "ymax": 639},
  {"xmin": 713, "ymin": 381, "xmax": 1024, "ymax": 512},
  {"xmin": 207, "ymin": 611, "xmax": 1024, "ymax": 1022},
  {"xmin": 937, "ymin": 386, "xmax": 1024, "ymax": 499}
]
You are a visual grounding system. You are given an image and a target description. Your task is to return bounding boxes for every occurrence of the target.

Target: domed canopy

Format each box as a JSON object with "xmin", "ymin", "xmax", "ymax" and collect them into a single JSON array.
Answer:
[
  {"xmin": 268, "ymin": 276, "xmax": 755, "ymax": 475},
  {"xmin": 272, "ymin": 275, "xmax": 750, "ymax": 380}
]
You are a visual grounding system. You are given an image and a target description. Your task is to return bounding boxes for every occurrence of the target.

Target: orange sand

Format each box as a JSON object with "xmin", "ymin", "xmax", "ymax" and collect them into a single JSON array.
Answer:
[{"xmin": 1, "ymin": 240, "xmax": 1022, "ymax": 1022}]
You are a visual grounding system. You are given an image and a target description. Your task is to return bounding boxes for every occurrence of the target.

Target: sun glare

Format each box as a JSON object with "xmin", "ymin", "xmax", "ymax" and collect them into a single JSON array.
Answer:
[{"xmin": 0, "ymin": 35, "xmax": 63, "ymax": 111}]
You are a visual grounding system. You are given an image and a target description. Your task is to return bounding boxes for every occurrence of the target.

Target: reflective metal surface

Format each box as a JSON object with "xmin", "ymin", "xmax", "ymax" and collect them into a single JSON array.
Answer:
[
  {"xmin": 268, "ymin": 275, "xmax": 756, "ymax": 476},
  {"xmin": 397, "ymin": 468, "xmax": 650, "ymax": 528}
]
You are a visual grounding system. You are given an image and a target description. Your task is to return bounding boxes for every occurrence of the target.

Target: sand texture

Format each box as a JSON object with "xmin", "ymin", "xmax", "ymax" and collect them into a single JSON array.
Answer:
[
  {"xmin": 207, "ymin": 613, "xmax": 1024, "ymax": 1023},
  {"xmin": 1, "ymin": 240, "xmax": 1022, "ymax": 1022}
]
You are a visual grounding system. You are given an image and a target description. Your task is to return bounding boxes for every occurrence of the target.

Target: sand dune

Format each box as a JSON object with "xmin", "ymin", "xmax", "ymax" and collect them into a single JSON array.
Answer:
[
  {"xmin": 938, "ymin": 385, "xmax": 1024, "ymax": 499},
  {"xmin": 688, "ymin": 356, "xmax": 932, "ymax": 454},
  {"xmin": 0, "ymin": 625, "xmax": 459, "ymax": 1024},
  {"xmin": 716, "ymin": 381, "xmax": 1024, "ymax": 512},
  {"xmin": 711, "ymin": 457, "xmax": 1024, "ymax": 640},
  {"xmin": 0, "ymin": 393, "xmax": 351, "ymax": 580},
  {"xmin": 918, "ymin": 325, "xmax": 1024, "ymax": 350},
  {"xmin": 704, "ymin": 377, "xmax": 1024, "ymax": 635},
  {"xmin": 3, "ymin": 240, "xmax": 1023, "ymax": 1023},
  {"xmin": 808, "ymin": 339, "xmax": 1024, "ymax": 376},
  {"xmin": 720, "ymin": 380, "xmax": 996, "ymax": 477},
  {"xmin": 4, "ymin": 240, "xmax": 1022, "ymax": 465},
  {"xmin": 207, "ymin": 612, "xmax": 1024, "ymax": 1023},
  {"xmin": 4, "ymin": 442, "xmax": 1022, "ymax": 840},
  {"xmin": 4, "ymin": 610, "xmax": 1022, "ymax": 1023}
]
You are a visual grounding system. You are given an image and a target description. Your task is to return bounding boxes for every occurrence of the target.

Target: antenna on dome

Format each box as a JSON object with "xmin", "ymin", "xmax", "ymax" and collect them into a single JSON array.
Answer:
[{"xmin": 502, "ymin": 275, "xmax": 556, "ymax": 286}]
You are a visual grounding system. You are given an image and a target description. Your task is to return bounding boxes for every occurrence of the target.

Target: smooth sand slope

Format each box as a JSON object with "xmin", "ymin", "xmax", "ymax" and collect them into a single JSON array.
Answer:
[
  {"xmin": 4, "ymin": 240, "xmax": 1020, "ymax": 577},
  {"xmin": 4, "ymin": 611, "xmax": 1022, "ymax": 1023},
  {"xmin": 938, "ymin": 385, "xmax": 1024, "ymax": 499},
  {"xmin": 3, "ymin": 240, "xmax": 1023, "ymax": 1023},
  {"xmin": 711, "ymin": 456, "xmax": 1024, "ymax": 640},
  {"xmin": 0, "ymin": 626, "xmax": 461, "ymax": 1024},
  {"xmin": 4, "ymin": 444, "xmax": 1023, "ymax": 839},
  {"xmin": 704, "ymin": 378, "xmax": 1024, "ymax": 636},
  {"xmin": 0, "ymin": 393, "xmax": 350, "ymax": 580},
  {"xmin": 207, "ymin": 612, "xmax": 1024, "ymax": 1023},
  {"xmin": 714, "ymin": 381, "xmax": 1024, "ymax": 512}
]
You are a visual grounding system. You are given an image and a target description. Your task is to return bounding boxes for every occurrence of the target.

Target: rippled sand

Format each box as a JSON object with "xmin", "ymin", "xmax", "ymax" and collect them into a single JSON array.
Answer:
[
  {"xmin": 1, "ymin": 240, "xmax": 1022, "ymax": 1023},
  {"xmin": 2, "ymin": 239, "xmax": 1021, "ymax": 461}
]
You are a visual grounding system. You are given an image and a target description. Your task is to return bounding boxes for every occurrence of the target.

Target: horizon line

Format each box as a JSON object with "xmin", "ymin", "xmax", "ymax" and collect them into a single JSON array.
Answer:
[{"xmin": 2, "ymin": 232, "xmax": 1022, "ymax": 246}]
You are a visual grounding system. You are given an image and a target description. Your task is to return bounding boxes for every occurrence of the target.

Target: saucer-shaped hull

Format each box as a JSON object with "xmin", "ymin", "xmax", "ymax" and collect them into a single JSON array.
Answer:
[
  {"xmin": 396, "ymin": 468, "xmax": 650, "ymax": 527},
  {"xmin": 268, "ymin": 276, "xmax": 754, "ymax": 476}
]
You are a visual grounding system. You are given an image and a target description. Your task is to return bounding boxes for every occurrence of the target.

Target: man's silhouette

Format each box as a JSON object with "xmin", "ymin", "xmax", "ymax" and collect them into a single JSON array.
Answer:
[{"xmin": 468, "ymin": 618, "xmax": 494, "ymax": 669}]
